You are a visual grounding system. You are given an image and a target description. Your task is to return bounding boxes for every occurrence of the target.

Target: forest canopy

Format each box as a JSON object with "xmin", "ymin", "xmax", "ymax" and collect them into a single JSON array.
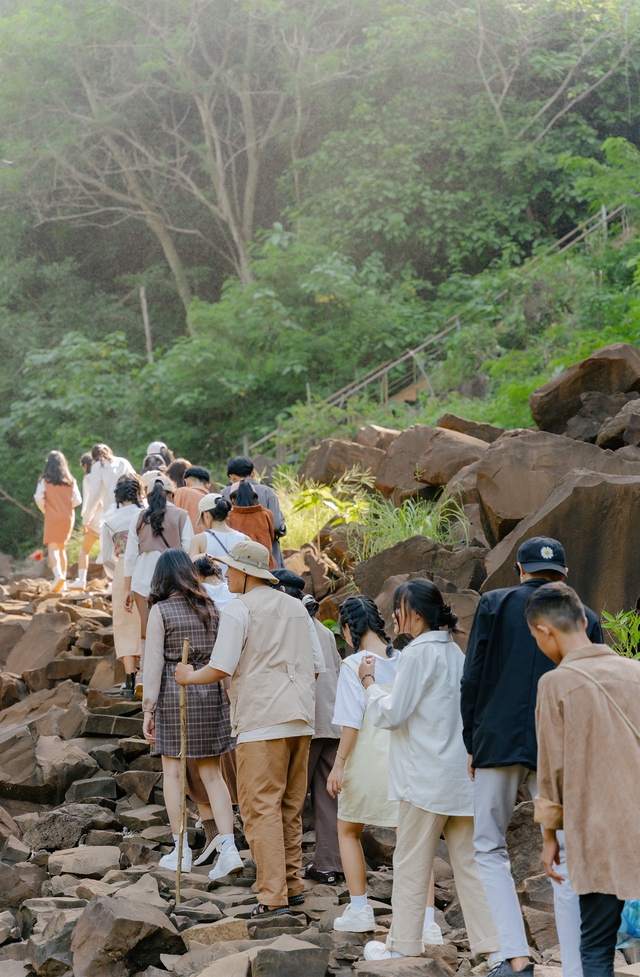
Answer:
[{"xmin": 1, "ymin": 0, "xmax": 640, "ymax": 553}]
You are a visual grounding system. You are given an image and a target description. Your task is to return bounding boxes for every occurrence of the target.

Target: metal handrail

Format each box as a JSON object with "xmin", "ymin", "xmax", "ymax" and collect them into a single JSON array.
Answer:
[{"xmin": 248, "ymin": 205, "xmax": 626, "ymax": 452}]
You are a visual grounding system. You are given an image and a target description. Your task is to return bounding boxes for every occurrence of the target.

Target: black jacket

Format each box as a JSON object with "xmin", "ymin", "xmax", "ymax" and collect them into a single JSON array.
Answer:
[{"xmin": 460, "ymin": 578, "xmax": 602, "ymax": 770}]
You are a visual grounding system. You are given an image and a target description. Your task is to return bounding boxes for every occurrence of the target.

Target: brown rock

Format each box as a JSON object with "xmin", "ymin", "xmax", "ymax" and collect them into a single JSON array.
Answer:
[
  {"xmin": 375, "ymin": 425, "xmax": 488, "ymax": 499},
  {"xmin": 523, "ymin": 906, "xmax": 559, "ymax": 952},
  {"xmin": 4, "ymin": 611, "xmax": 71, "ymax": 676},
  {"xmin": 115, "ymin": 771, "xmax": 161, "ymax": 804},
  {"xmin": 361, "ymin": 825, "xmax": 396, "ymax": 868},
  {"xmin": 437, "ymin": 413, "xmax": 505, "ymax": 443},
  {"xmin": 0, "ymin": 672, "xmax": 27, "ymax": 710},
  {"xmin": 564, "ymin": 390, "xmax": 639, "ymax": 442},
  {"xmin": 520, "ymin": 873, "xmax": 554, "ymax": 912},
  {"xmin": 28, "ymin": 908, "xmax": 83, "ymax": 976},
  {"xmin": 71, "ymin": 894, "xmax": 185, "ymax": 977},
  {"xmin": 65, "ymin": 775, "xmax": 118, "ymax": 803},
  {"xmin": 596, "ymin": 400, "xmax": 640, "ymax": 449},
  {"xmin": 483, "ymin": 469, "xmax": 640, "ymax": 614},
  {"xmin": 353, "ymin": 944, "xmax": 457, "ymax": 977},
  {"xmin": 49, "ymin": 846, "xmax": 122, "ymax": 878},
  {"xmin": 444, "ymin": 461, "xmax": 480, "ymax": 505},
  {"xmin": 530, "ymin": 343, "xmax": 640, "ymax": 434},
  {"xmin": 298, "ymin": 438, "xmax": 386, "ymax": 485},
  {"xmin": 250, "ymin": 944, "xmax": 330, "ymax": 977},
  {"xmin": 0, "ymin": 861, "xmax": 47, "ymax": 908},
  {"xmin": 0, "ymin": 679, "xmax": 85, "ymax": 730},
  {"xmin": 87, "ymin": 658, "xmax": 125, "ymax": 691},
  {"xmin": 505, "ymin": 801, "xmax": 543, "ymax": 887},
  {"xmin": 476, "ymin": 430, "xmax": 640, "ymax": 545},
  {"xmin": 352, "ymin": 425, "xmax": 400, "ymax": 451},
  {"xmin": 182, "ymin": 918, "xmax": 249, "ymax": 947},
  {"xmin": 24, "ymin": 812, "xmax": 88, "ymax": 852},
  {"xmin": 354, "ymin": 537, "xmax": 486, "ymax": 599},
  {"xmin": 0, "ymin": 618, "xmax": 29, "ymax": 668}
]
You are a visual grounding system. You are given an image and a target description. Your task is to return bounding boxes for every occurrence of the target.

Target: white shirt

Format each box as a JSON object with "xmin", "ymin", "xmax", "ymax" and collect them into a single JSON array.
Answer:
[
  {"xmin": 203, "ymin": 581, "xmax": 235, "ymax": 611},
  {"xmin": 208, "ymin": 594, "xmax": 325, "ymax": 743},
  {"xmin": 202, "ymin": 528, "xmax": 249, "ymax": 579},
  {"xmin": 83, "ymin": 455, "xmax": 135, "ymax": 527},
  {"xmin": 366, "ymin": 631, "xmax": 474, "ymax": 816},
  {"xmin": 100, "ymin": 503, "xmax": 143, "ymax": 575},
  {"xmin": 332, "ymin": 649, "xmax": 400, "ymax": 730}
]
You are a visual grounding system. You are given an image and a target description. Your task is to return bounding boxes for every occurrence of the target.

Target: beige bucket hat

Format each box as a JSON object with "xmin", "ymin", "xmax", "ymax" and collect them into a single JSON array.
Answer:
[{"xmin": 214, "ymin": 540, "xmax": 277, "ymax": 582}]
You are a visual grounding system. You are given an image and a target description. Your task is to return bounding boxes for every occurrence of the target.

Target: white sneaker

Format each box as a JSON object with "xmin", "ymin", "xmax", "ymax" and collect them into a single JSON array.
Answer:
[
  {"xmin": 193, "ymin": 834, "xmax": 221, "ymax": 867},
  {"xmin": 50, "ymin": 574, "xmax": 65, "ymax": 593},
  {"xmin": 333, "ymin": 904, "xmax": 375, "ymax": 932},
  {"xmin": 423, "ymin": 921, "xmax": 444, "ymax": 944},
  {"xmin": 159, "ymin": 845, "xmax": 192, "ymax": 872},
  {"xmin": 208, "ymin": 844, "xmax": 244, "ymax": 881},
  {"xmin": 68, "ymin": 578, "xmax": 86, "ymax": 590},
  {"xmin": 364, "ymin": 941, "xmax": 394, "ymax": 960}
]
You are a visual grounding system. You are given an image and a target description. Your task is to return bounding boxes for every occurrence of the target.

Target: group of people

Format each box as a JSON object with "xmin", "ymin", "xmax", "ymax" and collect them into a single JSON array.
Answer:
[{"xmin": 33, "ymin": 443, "xmax": 640, "ymax": 977}]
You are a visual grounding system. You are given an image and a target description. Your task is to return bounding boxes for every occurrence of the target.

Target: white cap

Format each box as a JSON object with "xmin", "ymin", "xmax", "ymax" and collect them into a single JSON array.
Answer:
[{"xmin": 146, "ymin": 441, "xmax": 167, "ymax": 455}]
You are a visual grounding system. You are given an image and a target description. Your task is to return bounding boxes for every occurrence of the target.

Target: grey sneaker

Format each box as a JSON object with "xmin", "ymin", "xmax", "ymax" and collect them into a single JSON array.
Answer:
[{"xmin": 488, "ymin": 963, "xmax": 534, "ymax": 977}]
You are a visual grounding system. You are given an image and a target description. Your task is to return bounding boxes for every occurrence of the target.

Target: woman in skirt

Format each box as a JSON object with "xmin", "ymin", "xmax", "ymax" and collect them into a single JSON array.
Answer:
[
  {"xmin": 142, "ymin": 548, "xmax": 243, "ymax": 880},
  {"xmin": 34, "ymin": 450, "xmax": 82, "ymax": 593}
]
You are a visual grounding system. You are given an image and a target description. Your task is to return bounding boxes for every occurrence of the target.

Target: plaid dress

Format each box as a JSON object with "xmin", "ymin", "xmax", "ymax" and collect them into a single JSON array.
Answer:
[{"xmin": 153, "ymin": 594, "xmax": 234, "ymax": 759}]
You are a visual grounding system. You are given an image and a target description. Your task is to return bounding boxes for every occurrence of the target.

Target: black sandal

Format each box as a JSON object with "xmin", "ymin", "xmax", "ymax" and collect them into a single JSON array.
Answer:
[
  {"xmin": 288, "ymin": 894, "xmax": 305, "ymax": 906},
  {"xmin": 250, "ymin": 904, "xmax": 290, "ymax": 918},
  {"xmin": 304, "ymin": 864, "xmax": 343, "ymax": 885}
]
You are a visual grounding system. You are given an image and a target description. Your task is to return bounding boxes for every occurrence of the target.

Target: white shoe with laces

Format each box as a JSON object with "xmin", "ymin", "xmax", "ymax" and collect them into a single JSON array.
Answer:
[
  {"xmin": 208, "ymin": 844, "xmax": 244, "ymax": 881},
  {"xmin": 333, "ymin": 904, "xmax": 375, "ymax": 932},
  {"xmin": 364, "ymin": 941, "xmax": 397, "ymax": 960},
  {"xmin": 423, "ymin": 921, "xmax": 444, "ymax": 944},
  {"xmin": 159, "ymin": 845, "xmax": 192, "ymax": 872}
]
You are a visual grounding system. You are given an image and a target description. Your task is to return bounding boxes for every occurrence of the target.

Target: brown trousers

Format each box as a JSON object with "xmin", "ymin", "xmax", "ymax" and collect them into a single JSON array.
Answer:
[
  {"xmin": 307, "ymin": 738, "xmax": 342, "ymax": 873},
  {"xmin": 237, "ymin": 735, "xmax": 311, "ymax": 908}
]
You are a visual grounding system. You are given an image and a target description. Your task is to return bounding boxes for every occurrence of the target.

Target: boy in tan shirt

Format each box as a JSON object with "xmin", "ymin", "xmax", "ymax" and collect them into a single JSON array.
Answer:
[{"xmin": 525, "ymin": 582, "xmax": 640, "ymax": 977}]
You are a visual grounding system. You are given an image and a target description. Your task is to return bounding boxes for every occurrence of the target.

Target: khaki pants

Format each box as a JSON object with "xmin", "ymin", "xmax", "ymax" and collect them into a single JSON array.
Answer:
[
  {"xmin": 237, "ymin": 735, "xmax": 311, "ymax": 907},
  {"xmin": 387, "ymin": 800, "xmax": 499, "ymax": 957}
]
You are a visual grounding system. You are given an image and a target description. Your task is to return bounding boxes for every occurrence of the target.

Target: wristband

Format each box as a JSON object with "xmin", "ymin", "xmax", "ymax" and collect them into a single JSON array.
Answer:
[
  {"xmin": 336, "ymin": 751, "xmax": 347, "ymax": 762},
  {"xmin": 360, "ymin": 673, "xmax": 375, "ymax": 686}
]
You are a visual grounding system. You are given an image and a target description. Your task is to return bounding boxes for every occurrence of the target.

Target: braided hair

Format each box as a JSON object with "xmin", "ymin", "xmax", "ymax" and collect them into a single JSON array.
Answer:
[
  {"xmin": 393, "ymin": 578, "xmax": 462, "ymax": 634},
  {"xmin": 338, "ymin": 595, "xmax": 394, "ymax": 658},
  {"xmin": 114, "ymin": 474, "xmax": 144, "ymax": 508}
]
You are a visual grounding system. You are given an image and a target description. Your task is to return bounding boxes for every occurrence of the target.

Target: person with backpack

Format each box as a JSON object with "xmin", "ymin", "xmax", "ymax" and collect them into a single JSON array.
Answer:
[
  {"xmin": 461, "ymin": 537, "xmax": 603, "ymax": 977},
  {"xmin": 526, "ymin": 582, "xmax": 640, "ymax": 977}
]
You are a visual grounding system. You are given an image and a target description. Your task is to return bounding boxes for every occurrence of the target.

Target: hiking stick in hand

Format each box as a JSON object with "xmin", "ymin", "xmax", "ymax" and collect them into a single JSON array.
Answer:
[{"xmin": 176, "ymin": 637, "xmax": 190, "ymax": 905}]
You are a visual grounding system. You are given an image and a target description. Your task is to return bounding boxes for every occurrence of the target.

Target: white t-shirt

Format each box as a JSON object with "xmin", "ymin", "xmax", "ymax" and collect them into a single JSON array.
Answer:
[
  {"xmin": 332, "ymin": 649, "xmax": 400, "ymax": 730},
  {"xmin": 203, "ymin": 529, "xmax": 249, "ymax": 579},
  {"xmin": 203, "ymin": 581, "xmax": 235, "ymax": 611}
]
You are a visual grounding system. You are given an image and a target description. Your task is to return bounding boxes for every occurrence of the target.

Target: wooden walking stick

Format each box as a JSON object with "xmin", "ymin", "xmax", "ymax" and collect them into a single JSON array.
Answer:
[{"xmin": 175, "ymin": 637, "xmax": 190, "ymax": 905}]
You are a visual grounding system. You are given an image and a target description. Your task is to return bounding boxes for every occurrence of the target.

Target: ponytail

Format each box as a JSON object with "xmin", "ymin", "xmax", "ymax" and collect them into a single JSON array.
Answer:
[
  {"xmin": 393, "ymin": 578, "xmax": 463, "ymax": 635},
  {"xmin": 141, "ymin": 479, "xmax": 173, "ymax": 536}
]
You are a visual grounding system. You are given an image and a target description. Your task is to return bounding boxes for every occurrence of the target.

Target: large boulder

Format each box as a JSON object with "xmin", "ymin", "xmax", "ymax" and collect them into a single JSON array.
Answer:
[
  {"xmin": 483, "ymin": 469, "xmax": 640, "ymax": 614},
  {"xmin": 0, "ymin": 728, "xmax": 98, "ymax": 804},
  {"xmin": 564, "ymin": 390, "xmax": 640, "ymax": 442},
  {"xmin": 476, "ymin": 430, "xmax": 640, "ymax": 546},
  {"xmin": 374, "ymin": 425, "xmax": 488, "ymax": 499},
  {"xmin": 298, "ymin": 438, "xmax": 385, "ymax": 484},
  {"xmin": 354, "ymin": 537, "xmax": 487, "ymax": 598},
  {"xmin": 530, "ymin": 343, "xmax": 640, "ymax": 434},
  {"xmin": 4, "ymin": 611, "xmax": 71, "ymax": 676},
  {"xmin": 352, "ymin": 424, "xmax": 400, "ymax": 451},
  {"xmin": 596, "ymin": 399, "xmax": 640, "ymax": 449},
  {"xmin": 437, "ymin": 413, "xmax": 505, "ymax": 443},
  {"xmin": 0, "ymin": 861, "xmax": 47, "ymax": 908},
  {"xmin": 0, "ymin": 616, "xmax": 30, "ymax": 668},
  {"xmin": 373, "ymin": 574, "xmax": 480, "ymax": 652},
  {"xmin": 71, "ymin": 895, "xmax": 184, "ymax": 977}
]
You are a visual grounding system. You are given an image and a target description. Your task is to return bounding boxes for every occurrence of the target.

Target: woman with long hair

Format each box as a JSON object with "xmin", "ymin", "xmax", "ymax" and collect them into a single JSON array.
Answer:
[
  {"xmin": 190, "ymin": 494, "xmax": 249, "ymax": 577},
  {"xmin": 123, "ymin": 472, "xmax": 193, "ymax": 697},
  {"xmin": 328, "ymin": 595, "xmax": 401, "ymax": 933},
  {"xmin": 142, "ymin": 549, "xmax": 243, "ymax": 880},
  {"xmin": 101, "ymin": 474, "xmax": 145, "ymax": 698},
  {"xmin": 34, "ymin": 450, "xmax": 82, "ymax": 593},
  {"xmin": 361, "ymin": 580, "xmax": 498, "ymax": 963},
  {"xmin": 227, "ymin": 480, "xmax": 275, "ymax": 568}
]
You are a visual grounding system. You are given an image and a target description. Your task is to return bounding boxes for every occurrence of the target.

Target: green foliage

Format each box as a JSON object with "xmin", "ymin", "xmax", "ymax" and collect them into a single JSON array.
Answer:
[
  {"xmin": 271, "ymin": 467, "xmax": 374, "ymax": 549},
  {"xmin": 346, "ymin": 495, "xmax": 470, "ymax": 564},
  {"xmin": 602, "ymin": 610, "xmax": 640, "ymax": 660}
]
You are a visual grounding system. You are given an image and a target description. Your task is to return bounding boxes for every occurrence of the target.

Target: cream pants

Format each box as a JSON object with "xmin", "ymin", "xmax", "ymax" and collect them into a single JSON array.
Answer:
[{"xmin": 387, "ymin": 799, "xmax": 499, "ymax": 957}]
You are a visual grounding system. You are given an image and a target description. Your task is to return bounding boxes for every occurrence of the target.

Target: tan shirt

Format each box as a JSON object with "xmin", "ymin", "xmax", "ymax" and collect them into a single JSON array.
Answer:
[
  {"xmin": 174, "ymin": 485, "xmax": 208, "ymax": 531},
  {"xmin": 535, "ymin": 644, "xmax": 640, "ymax": 899},
  {"xmin": 208, "ymin": 586, "xmax": 325, "ymax": 740}
]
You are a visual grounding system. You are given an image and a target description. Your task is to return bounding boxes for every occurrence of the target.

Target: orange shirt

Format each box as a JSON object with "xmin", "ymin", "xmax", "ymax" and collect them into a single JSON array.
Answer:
[{"xmin": 174, "ymin": 485, "xmax": 208, "ymax": 531}]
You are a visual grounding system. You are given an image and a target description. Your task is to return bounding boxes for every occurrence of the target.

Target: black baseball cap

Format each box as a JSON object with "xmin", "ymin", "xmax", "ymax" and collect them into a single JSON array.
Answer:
[
  {"xmin": 271, "ymin": 568, "xmax": 305, "ymax": 592},
  {"xmin": 517, "ymin": 537, "xmax": 568, "ymax": 575}
]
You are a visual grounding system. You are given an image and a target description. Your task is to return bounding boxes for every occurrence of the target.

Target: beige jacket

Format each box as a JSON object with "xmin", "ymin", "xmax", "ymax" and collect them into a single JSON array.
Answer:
[
  {"xmin": 535, "ymin": 643, "xmax": 640, "ymax": 899},
  {"xmin": 228, "ymin": 588, "xmax": 317, "ymax": 736}
]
